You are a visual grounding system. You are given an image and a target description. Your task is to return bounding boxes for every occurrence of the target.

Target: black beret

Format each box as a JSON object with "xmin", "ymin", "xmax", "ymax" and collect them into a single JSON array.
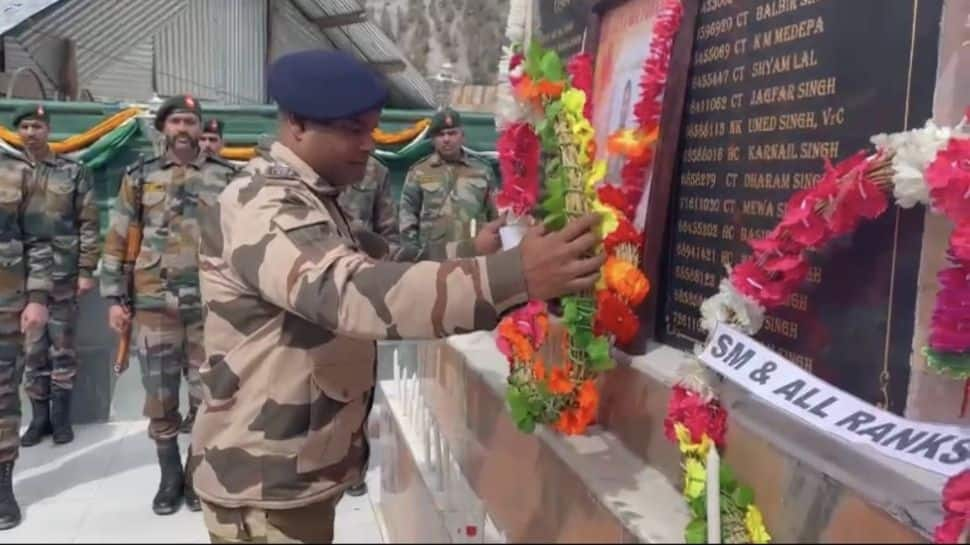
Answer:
[
  {"xmin": 12, "ymin": 104, "xmax": 49, "ymax": 127},
  {"xmin": 202, "ymin": 118, "xmax": 224, "ymax": 136},
  {"xmin": 268, "ymin": 50, "xmax": 388, "ymax": 122},
  {"xmin": 154, "ymin": 95, "xmax": 202, "ymax": 131},
  {"xmin": 429, "ymin": 108, "xmax": 462, "ymax": 136}
]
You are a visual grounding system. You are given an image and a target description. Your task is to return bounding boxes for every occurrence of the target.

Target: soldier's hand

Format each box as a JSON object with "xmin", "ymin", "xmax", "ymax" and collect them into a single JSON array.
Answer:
[
  {"xmin": 21, "ymin": 302, "xmax": 49, "ymax": 334},
  {"xmin": 108, "ymin": 304, "xmax": 131, "ymax": 334},
  {"xmin": 519, "ymin": 214, "xmax": 605, "ymax": 301},
  {"xmin": 473, "ymin": 215, "xmax": 506, "ymax": 255},
  {"xmin": 77, "ymin": 277, "xmax": 96, "ymax": 296}
]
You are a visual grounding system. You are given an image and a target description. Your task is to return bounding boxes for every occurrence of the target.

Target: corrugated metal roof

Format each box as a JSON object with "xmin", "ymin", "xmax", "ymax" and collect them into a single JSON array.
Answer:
[
  {"xmin": 84, "ymin": 39, "xmax": 153, "ymax": 103},
  {"xmin": 2, "ymin": 34, "xmax": 53, "ymax": 86},
  {"xmin": 0, "ymin": 0, "xmax": 59, "ymax": 36},
  {"xmin": 156, "ymin": 0, "xmax": 267, "ymax": 104},
  {"xmin": 269, "ymin": 0, "xmax": 337, "ymax": 62},
  {"xmin": 291, "ymin": 0, "xmax": 433, "ymax": 108},
  {"xmin": 292, "ymin": 0, "xmax": 362, "ymax": 17},
  {"xmin": 12, "ymin": 0, "xmax": 186, "ymax": 85}
]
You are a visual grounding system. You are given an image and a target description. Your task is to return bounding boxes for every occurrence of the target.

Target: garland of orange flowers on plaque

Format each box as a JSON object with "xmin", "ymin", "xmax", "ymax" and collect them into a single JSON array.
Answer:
[{"xmin": 494, "ymin": 1, "xmax": 684, "ymax": 436}]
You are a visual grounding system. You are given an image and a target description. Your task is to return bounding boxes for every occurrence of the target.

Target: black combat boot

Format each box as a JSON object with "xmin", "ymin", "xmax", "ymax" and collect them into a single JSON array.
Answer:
[
  {"xmin": 50, "ymin": 387, "xmax": 74, "ymax": 445},
  {"xmin": 0, "ymin": 461, "xmax": 21, "ymax": 530},
  {"xmin": 152, "ymin": 439, "xmax": 184, "ymax": 515},
  {"xmin": 183, "ymin": 446, "xmax": 201, "ymax": 512},
  {"xmin": 20, "ymin": 398, "xmax": 52, "ymax": 447}
]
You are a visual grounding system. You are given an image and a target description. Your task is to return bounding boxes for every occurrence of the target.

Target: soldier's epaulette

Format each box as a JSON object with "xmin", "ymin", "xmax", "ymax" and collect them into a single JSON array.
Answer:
[
  {"xmin": 206, "ymin": 154, "xmax": 239, "ymax": 172},
  {"xmin": 125, "ymin": 156, "xmax": 159, "ymax": 176},
  {"xmin": 0, "ymin": 147, "xmax": 30, "ymax": 165}
]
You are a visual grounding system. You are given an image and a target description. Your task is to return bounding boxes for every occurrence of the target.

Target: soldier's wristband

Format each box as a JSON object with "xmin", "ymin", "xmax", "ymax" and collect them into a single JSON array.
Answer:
[{"xmin": 27, "ymin": 291, "xmax": 49, "ymax": 306}]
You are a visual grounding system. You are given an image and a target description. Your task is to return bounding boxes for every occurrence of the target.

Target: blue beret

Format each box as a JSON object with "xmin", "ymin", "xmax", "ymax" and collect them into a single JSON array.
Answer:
[{"xmin": 268, "ymin": 50, "xmax": 388, "ymax": 122}]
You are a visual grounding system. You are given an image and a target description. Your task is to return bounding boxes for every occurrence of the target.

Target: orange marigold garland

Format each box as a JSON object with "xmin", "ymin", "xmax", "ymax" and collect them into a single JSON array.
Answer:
[{"xmin": 497, "ymin": 0, "xmax": 683, "ymax": 437}]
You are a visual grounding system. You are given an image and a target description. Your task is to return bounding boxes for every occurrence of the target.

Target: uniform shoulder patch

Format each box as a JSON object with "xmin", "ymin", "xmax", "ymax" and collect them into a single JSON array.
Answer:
[
  {"xmin": 263, "ymin": 164, "xmax": 300, "ymax": 179},
  {"xmin": 125, "ymin": 156, "xmax": 160, "ymax": 176}
]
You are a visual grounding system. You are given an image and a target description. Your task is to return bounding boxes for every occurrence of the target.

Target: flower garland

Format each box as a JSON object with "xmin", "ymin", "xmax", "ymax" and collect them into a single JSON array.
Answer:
[
  {"xmin": 685, "ymin": 114, "xmax": 970, "ymax": 544},
  {"xmin": 935, "ymin": 469, "xmax": 970, "ymax": 544},
  {"xmin": 497, "ymin": 41, "xmax": 614, "ymax": 436},
  {"xmin": 0, "ymin": 107, "xmax": 140, "ymax": 153},
  {"xmin": 607, "ymin": 0, "xmax": 684, "ymax": 214},
  {"xmin": 665, "ymin": 385, "xmax": 771, "ymax": 543},
  {"xmin": 495, "ymin": 1, "xmax": 682, "ymax": 437}
]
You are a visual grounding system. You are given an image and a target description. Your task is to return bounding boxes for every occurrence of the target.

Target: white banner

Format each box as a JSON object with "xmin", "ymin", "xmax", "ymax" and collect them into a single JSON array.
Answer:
[{"xmin": 699, "ymin": 323, "xmax": 970, "ymax": 477}]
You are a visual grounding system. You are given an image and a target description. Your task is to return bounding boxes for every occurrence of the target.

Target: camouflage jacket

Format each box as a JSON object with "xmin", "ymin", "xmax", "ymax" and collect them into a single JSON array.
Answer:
[
  {"xmin": 191, "ymin": 142, "xmax": 527, "ymax": 509},
  {"xmin": 100, "ymin": 151, "xmax": 236, "ymax": 310},
  {"xmin": 0, "ymin": 150, "xmax": 52, "ymax": 311},
  {"xmin": 339, "ymin": 157, "xmax": 476, "ymax": 262},
  {"xmin": 399, "ymin": 152, "xmax": 498, "ymax": 246},
  {"xmin": 25, "ymin": 153, "xmax": 98, "ymax": 288}
]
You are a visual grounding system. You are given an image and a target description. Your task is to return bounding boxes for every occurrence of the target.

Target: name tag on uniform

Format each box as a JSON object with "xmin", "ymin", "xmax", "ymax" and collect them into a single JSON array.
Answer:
[{"xmin": 264, "ymin": 165, "xmax": 298, "ymax": 179}]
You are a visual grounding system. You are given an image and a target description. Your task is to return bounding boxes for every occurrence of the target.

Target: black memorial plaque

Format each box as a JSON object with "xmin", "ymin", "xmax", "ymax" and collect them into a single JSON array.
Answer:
[
  {"xmin": 537, "ymin": 0, "xmax": 597, "ymax": 58},
  {"xmin": 659, "ymin": 0, "xmax": 943, "ymax": 414}
]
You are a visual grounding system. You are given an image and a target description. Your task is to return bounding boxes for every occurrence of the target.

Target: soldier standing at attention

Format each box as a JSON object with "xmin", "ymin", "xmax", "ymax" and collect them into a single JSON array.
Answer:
[
  {"xmin": 192, "ymin": 49, "xmax": 603, "ymax": 544},
  {"xmin": 399, "ymin": 108, "xmax": 498, "ymax": 246},
  {"xmin": 0, "ymin": 144, "xmax": 52, "ymax": 530},
  {"xmin": 199, "ymin": 119, "xmax": 225, "ymax": 157},
  {"xmin": 180, "ymin": 116, "xmax": 235, "ymax": 436},
  {"xmin": 101, "ymin": 96, "xmax": 235, "ymax": 516},
  {"xmin": 15, "ymin": 105, "xmax": 99, "ymax": 448}
]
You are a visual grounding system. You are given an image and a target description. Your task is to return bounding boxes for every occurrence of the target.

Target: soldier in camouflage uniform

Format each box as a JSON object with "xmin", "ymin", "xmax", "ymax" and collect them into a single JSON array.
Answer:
[
  {"xmin": 192, "ymin": 49, "xmax": 602, "ymax": 544},
  {"xmin": 178, "ymin": 116, "xmax": 228, "ymax": 435},
  {"xmin": 399, "ymin": 108, "xmax": 498, "ymax": 247},
  {"xmin": 199, "ymin": 118, "xmax": 225, "ymax": 157},
  {"xmin": 101, "ymin": 96, "xmax": 236, "ymax": 516},
  {"xmin": 0, "ymin": 145, "xmax": 52, "ymax": 530},
  {"xmin": 13, "ymin": 105, "xmax": 99, "ymax": 448}
]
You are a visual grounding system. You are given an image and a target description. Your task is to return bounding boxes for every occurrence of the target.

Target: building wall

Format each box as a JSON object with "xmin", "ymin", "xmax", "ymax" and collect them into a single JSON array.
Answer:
[
  {"xmin": 8, "ymin": 0, "xmax": 186, "ymax": 99},
  {"xmin": 156, "ymin": 0, "xmax": 268, "ymax": 104},
  {"xmin": 84, "ymin": 40, "xmax": 153, "ymax": 103}
]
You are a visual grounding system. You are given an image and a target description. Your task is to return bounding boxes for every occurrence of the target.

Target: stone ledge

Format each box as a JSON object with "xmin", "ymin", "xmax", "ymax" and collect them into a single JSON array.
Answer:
[{"xmin": 419, "ymin": 333, "xmax": 690, "ymax": 543}]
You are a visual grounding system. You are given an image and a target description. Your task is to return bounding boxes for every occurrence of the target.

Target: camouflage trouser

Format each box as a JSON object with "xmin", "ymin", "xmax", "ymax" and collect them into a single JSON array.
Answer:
[
  {"xmin": 23, "ymin": 287, "xmax": 79, "ymax": 400},
  {"xmin": 0, "ymin": 312, "xmax": 24, "ymax": 463},
  {"xmin": 202, "ymin": 496, "xmax": 341, "ymax": 544},
  {"xmin": 132, "ymin": 305, "xmax": 203, "ymax": 442}
]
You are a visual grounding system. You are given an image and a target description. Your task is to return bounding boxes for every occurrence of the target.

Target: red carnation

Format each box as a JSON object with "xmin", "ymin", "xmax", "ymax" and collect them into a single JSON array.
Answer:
[
  {"xmin": 594, "ymin": 290, "xmax": 640, "ymax": 345},
  {"xmin": 663, "ymin": 385, "xmax": 727, "ymax": 448},
  {"xmin": 951, "ymin": 220, "xmax": 970, "ymax": 263},
  {"xmin": 567, "ymin": 53, "xmax": 595, "ymax": 120},
  {"xmin": 603, "ymin": 217, "xmax": 643, "ymax": 255},
  {"xmin": 926, "ymin": 137, "xmax": 970, "ymax": 221}
]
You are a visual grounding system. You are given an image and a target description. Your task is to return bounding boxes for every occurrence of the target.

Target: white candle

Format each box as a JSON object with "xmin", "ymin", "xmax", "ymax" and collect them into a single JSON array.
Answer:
[
  {"xmin": 470, "ymin": 218, "xmax": 477, "ymax": 238},
  {"xmin": 707, "ymin": 448, "xmax": 721, "ymax": 544}
]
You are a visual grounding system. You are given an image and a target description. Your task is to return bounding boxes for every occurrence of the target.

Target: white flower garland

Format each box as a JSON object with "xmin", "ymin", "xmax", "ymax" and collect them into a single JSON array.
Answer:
[
  {"xmin": 699, "ymin": 277, "xmax": 766, "ymax": 335},
  {"xmin": 495, "ymin": 0, "xmax": 531, "ymax": 130},
  {"xmin": 870, "ymin": 120, "xmax": 956, "ymax": 209}
]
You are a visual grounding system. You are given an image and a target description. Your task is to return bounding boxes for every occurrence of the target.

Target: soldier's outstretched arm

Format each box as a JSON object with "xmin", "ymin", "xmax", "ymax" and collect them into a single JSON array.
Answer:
[
  {"xmin": 231, "ymin": 208, "xmax": 529, "ymax": 340},
  {"xmin": 398, "ymin": 169, "xmax": 422, "ymax": 244},
  {"xmin": 75, "ymin": 165, "xmax": 100, "ymax": 278},
  {"xmin": 21, "ymin": 173, "xmax": 52, "ymax": 303},
  {"xmin": 100, "ymin": 172, "xmax": 136, "ymax": 298}
]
